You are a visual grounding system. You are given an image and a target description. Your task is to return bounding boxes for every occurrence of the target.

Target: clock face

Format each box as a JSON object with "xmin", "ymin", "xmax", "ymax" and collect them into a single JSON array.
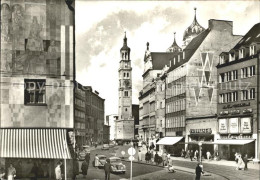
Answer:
[{"xmin": 124, "ymin": 80, "xmax": 130, "ymax": 87}]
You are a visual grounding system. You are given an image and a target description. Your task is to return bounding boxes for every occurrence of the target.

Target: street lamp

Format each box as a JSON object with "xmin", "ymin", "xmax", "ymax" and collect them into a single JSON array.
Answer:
[{"xmin": 198, "ymin": 141, "xmax": 202, "ymax": 163}]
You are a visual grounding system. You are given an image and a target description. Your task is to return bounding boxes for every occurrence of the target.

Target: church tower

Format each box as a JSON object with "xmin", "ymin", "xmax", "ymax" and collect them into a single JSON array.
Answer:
[{"xmin": 116, "ymin": 32, "xmax": 134, "ymax": 139}]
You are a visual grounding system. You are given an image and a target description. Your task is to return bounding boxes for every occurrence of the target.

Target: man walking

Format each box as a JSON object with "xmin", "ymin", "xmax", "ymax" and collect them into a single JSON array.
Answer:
[
  {"xmin": 243, "ymin": 154, "xmax": 248, "ymax": 170},
  {"xmin": 195, "ymin": 163, "xmax": 204, "ymax": 180},
  {"xmin": 190, "ymin": 150, "xmax": 194, "ymax": 161},
  {"xmin": 104, "ymin": 159, "xmax": 112, "ymax": 180}
]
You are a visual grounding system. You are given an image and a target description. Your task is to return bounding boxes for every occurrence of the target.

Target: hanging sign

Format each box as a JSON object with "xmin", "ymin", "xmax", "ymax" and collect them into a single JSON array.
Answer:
[
  {"xmin": 241, "ymin": 117, "xmax": 251, "ymax": 133},
  {"xmin": 219, "ymin": 119, "xmax": 228, "ymax": 134},
  {"xmin": 229, "ymin": 118, "xmax": 239, "ymax": 133}
]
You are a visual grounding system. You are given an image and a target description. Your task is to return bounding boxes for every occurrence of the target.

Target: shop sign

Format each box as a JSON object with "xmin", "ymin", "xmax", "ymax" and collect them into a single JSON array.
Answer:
[
  {"xmin": 223, "ymin": 102, "xmax": 250, "ymax": 109},
  {"xmin": 242, "ymin": 108, "xmax": 253, "ymax": 114},
  {"xmin": 219, "ymin": 119, "xmax": 228, "ymax": 133},
  {"xmin": 219, "ymin": 111, "xmax": 229, "ymax": 116},
  {"xmin": 241, "ymin": 117, "xmax": 252, "ymax": 133},
  {"xmin": 190, "ymin": 128, "xmax": 212, "ymax": 134},
  {"xmin": 229, "ymin": 118, "xmax": 239, "ymax": 133},
  {"xmin": 231, "ymin": 110, "xmax": 240, "ymax": 115}
]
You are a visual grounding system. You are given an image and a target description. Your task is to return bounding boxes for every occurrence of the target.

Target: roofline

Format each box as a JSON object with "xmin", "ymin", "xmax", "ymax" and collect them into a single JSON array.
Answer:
[{"xmin": 208, "ymin": 19, "xmax": 233, "ymax": 22}]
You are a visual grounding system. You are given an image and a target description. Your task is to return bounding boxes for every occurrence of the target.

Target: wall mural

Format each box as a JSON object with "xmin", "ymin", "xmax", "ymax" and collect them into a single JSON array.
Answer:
[{"xmin": 1, "ymin": 2, "xmax": 61, "ymax": 76}]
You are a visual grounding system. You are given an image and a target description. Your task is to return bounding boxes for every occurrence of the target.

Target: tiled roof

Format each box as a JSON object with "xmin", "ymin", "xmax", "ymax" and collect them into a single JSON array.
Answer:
[
  {"xmin": 168, "ymin": 29, "xmax": 210, "ymax": 71},
  {"xmin": 233, "ymin": 23, "xmax": 260, "ymax": 50},
  {"xmin": 150, "ymin": 52, "xmax": 175, "ymax": 70}
]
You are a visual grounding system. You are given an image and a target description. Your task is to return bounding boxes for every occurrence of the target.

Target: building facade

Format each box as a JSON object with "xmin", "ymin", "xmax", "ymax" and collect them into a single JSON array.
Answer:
[
  {"xmin": 0, "ymin": 0, "xmax": 75, "ymax": 178},
  {"xmin": 105, "ymin": 114, "xmax": 118, "ymax": 140},
  {"xmin": 116, "ymin": 33, "xmax": 134, "ymax": 139},
  {"xmin": 85, "ymin": 87, "xmax": 105, "ymax": 145},
  {"xmin": 217, "ymin": 23, "xmax": 260, "ymax": 160}
]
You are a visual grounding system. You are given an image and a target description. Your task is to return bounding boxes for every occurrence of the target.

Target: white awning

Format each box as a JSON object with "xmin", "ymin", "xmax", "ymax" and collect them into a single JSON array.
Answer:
[
  {"xmin": 214, "ymin": 139, "xmax": 255, "ymax": 145},
  {"xmin": 157, "ymin": 137, "xmax": 183, "ymax": 145},
  {"xmin": 0, "ymin": 129, "xmax": 71, "ymax": 159}
]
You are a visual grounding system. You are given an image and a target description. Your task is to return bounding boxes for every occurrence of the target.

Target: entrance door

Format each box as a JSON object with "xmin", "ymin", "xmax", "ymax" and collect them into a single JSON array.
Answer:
[{"xmin": 230, "ymin": 145, "xmax": 242, "ymax": 160}]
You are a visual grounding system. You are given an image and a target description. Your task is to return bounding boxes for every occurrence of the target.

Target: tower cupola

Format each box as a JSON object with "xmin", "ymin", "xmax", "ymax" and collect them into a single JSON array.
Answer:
[
  {"xmin": 120, "ymin": 32, "xmax": 131, "ymax": 60},
  {"xmin": 167, "ymin": 32, "xmax": 182, "ymax": 52}
]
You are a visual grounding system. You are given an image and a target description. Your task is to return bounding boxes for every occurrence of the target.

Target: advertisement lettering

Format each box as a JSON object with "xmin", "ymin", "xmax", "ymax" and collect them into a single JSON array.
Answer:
[
  {"xmin": 229, "ymin": 118, "xmax": 239, "ymax": 133},
  {"xmin": 219, "ymin": 119, "xmax": 228, "ymax": 133},
  {"xmin": 241, "ymin": 117, "xmax": 251, "ymax": 133}
]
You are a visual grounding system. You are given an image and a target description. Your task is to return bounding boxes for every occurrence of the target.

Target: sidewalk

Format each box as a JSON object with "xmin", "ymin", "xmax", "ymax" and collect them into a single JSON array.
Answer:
[{"xmin": 170, "ymin": 156, "xmax": 260, "ymax": 170}]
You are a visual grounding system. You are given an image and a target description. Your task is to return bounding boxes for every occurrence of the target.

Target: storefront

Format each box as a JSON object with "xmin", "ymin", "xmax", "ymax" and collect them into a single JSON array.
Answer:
[
  {"xmin": 185, "ymin": 118, "xmax": 217, "ymax": 159},
  {"xmin": 157, "ymin": 136, "xmax": 185, "ymax": 156},
  {"xmin": 0, "ymin": 129, "xmax": 73, "ymax": 179},
  {"xmin": 216, "ymin": 117, "xmax": 256, "ymax": 160}
]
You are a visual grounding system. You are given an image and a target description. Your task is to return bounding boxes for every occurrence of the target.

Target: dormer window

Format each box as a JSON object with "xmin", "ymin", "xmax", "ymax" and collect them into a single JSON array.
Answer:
[
  {"xmin": 239, "ymin": 49, "xmax": 244, "ymax": 59},
  {"xmin": 249, "ymin": 45, "xmax": 256, "ymax": 56},
  {"xmin": 219, "ymin": 56, "xmax": 225, "ymax": 64},
  {"xmin": 178, "ymin": 55, "xmax": 180, "ymax": 62},
  {"xmin": 183, "ymin": 52, "xmax": 185, "ymax": 60},
  {"xmin": 229, "ymin": 52, "xmax": 235, "ymax": 62}
]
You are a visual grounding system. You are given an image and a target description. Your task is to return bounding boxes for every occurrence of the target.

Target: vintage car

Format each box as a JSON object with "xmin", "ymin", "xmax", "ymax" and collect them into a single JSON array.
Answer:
[
  {"xmin": 101, "ymin": 144, "xmax": 109, "ymax": 150},
  {"xmin": 109, "ymin": 157, "xmax": 126, "ymax": 174},
  {"xmin": 92, "ymin": 155, "xmax": 107, "ymax": 168},
  {"xmin": 78, "ymin": 145, "xmax": 91, "ymax": 161}
]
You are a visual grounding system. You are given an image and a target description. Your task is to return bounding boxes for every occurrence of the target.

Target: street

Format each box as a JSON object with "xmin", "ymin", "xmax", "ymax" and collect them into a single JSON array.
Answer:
[{"xmin": 75, "ymin": 146, "xmax": 227, "ymax": 180}]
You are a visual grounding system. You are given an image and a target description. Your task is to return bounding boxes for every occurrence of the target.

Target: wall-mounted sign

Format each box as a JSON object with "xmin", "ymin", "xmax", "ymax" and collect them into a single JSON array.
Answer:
[
  {"xmin": 223, "ymin": 102, "xmax": 250, "ymax": 109},
  {"xmin": 219, "ymin": 119, "xmax": 228, "ymax": 134},
  {"xmin": 190, "ymin": 128, "xmax": 212, "ymax": 134},
  {"xmin": 243, "ymin": 109, "xmax": 253, "ymax": 114},
  {"xmin": 241, "ymin": 117, "xmax": 252, "ymax": 133},
  {"xmin": 219, "ymin": 111, "xmax": 229, "ymax": 116},
  {"xmin": 229, "ymin": 118, "xmax": 239, "ymax": 133},
  {"xmin": 231, "ymin": 110, "xmax": 240, "ymax": 115}
]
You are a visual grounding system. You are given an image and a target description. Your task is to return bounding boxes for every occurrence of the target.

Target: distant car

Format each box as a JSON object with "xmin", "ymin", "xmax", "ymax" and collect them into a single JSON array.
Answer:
[
  {"xmin": 109, "ymin": 157, "xmax": 126, "ymax": 174},
  {"xmin": 101, "ymin": 144, "xmax": 109, "ymax": 150},
  {"xmin": 92, "ymin": 155, "xmax": 107, "ymax": 168}
]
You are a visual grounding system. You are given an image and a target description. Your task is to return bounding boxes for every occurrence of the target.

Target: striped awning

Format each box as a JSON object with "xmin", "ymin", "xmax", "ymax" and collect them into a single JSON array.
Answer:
[{"xmin": 0, "ymin": 129, "xmax": 71, "ymax": 159}]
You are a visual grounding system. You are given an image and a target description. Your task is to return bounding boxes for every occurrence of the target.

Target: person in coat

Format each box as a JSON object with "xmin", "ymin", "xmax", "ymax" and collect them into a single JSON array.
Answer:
[
  {"xmin": 154, "ymin": 151, "xmax": 159, "ymax": 165},
  {"xmin": 30, "ymin": 162, "xmax": 38, "ymax": 180},
  {"xmin": 190, "ymin": 150, "xmax": 194, "ymax": 161},
  {"xmin": 206, "ymin": 151, "xmax": 211, "ymax": 161},
  {"xmin": 243, "ymin": 154, "xmax": 248, "ymax": 170},
  {"xmin": 104, "ymin": 159, "xmax": 112, "ymax": 180},
  {"xmin": 85, "ymin": 152, "xmax": 90, "ymax": 164},
  {"xmin": 138, "ymin": 150, "xmax": 142, "ymax": 161},
  {"xmin": 81, "ymin": 160, "xmax": 89, "ymax": 178},
  {"xmin": 186, "ymin": 150, "xmax": 190, "ymax": 159},
  {"xmin": 94, "ymin": 154, "xmax": 99, "ymax": 168},
  {"xmin": 72, "ymin": 158, "xmax": 79, "ymax": 180},
  {"xmin": 7, "ymin": 164, "xmax": 16, "ymax": 180},
  {"xmin": 195, "ymin": 163, "xmax": 204, "ymax": 180},
  {"xmin": 162, "ymin": 152, "xmax": 167, "ymax": 166},
  {"xmin": 145, "ymin": 151, "xmax": 149, "ymax": 163},
  {"xmin": 55, "ymin": 161, "xmax": 62, "ymax": 180}
]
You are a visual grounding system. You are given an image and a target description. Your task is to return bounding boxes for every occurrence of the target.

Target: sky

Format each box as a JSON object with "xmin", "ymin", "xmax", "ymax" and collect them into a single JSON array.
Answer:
[{"xmin": 75, "ymin": 0, "xmax": 260, "ymax": 116}]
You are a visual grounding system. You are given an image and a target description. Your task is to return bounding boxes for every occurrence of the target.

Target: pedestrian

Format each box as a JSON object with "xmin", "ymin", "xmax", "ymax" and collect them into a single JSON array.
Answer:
[
  {"xmin": 162, "ymin": 152, "xmax": 167, "ymax": 166},
  {"xmin": 72, "ymin": 158, "xmax": 79, "ymax": 180},
  {"xmin": 16, "ymin": 161, "xmax": 23, "ymax": 179},
  {"xmin": 55, "ymin": 161, "xmax": 62, "ymax": 180},
  {"xmin": 85, "ymin": 152, "xmax": 90, "ymax": 164},
  {"xmin": 181, "ymin": 149, "xmax": 184, "ymax": 158},
  {"xmin": 95, "ymin": 142, "xmax": 97, "ymax": 148},
  {"xmin": 236, "ymin": 154, "xmax": 245, "ymax": 170},
  {"xmin": 206, "ymin": 151, "xmax": 211, "ymax": 161},
  {"xmin": 94, "ymin": 154, "xmax": 99, "ymax": 168},
  {"xmin": 104, "ymin": 159, "xmax": 112, "ymax": 180},
  {"xmin": 190, "ymin": 150, "xmax": 194, "ymax": 161},
  {"xmin": 166, "ymin": 153, "xmax": 171, "ymax": 167},
  {"xmin": 30, "ymin": 162, "xmax": 38, "ymax": 180},
  {"xmin": 195, "ymin": 163, "xmax": 204, "ymax": 180},
  {"xmin": 81, "ymin": 160, "xmax": 89, "ymax": 178},
  {"xmin": 186, "ymin": 150, "xmax": 190, "ymax": 159},
  {"xmin": 235, "ymin": 152, "xmax": 239, "ymax": 163},
  {"xmin": 138, "ymin": 150, "xmax": 142, "ymax": 161},
  {"xmin": 194, "ymin": 150, "xmax": 198, "ymax": 161},
  {"xmin": 7, "ymin": 163, "xmax": 16, "ymax": 180},
  {"xmin": 243, "ymin": 154, "xmax": 248, "ymax": 170},
  {"xmin": 0, "ymin": 167, "xmax": 5, "ymax": 180},
  {"xmin": 145, "ymin": 151, "xmax": 149, "ymax": 163},
  {"xmin": 183, "ymin": 150, "xmax": 186, "ymax": 159},
  {"xmin": 154, "ymin": 151, "xmax": 159, "ymax": 165}
]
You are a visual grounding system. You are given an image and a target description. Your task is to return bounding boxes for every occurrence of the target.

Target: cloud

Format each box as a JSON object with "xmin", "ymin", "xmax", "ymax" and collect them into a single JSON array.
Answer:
[{"xmin": 76, "ymin": 1, "xmax": 260, "ymax": 115}]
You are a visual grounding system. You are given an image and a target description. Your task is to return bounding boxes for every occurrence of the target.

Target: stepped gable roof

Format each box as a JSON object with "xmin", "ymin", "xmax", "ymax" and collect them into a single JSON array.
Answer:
[
  {"xmin": 183, "ymin": 8, "xmax": 205, "ymax": 41},
  {"xmin": 233, "ymin": 23, "xmax": 260, "ymax": 50},
  {"xmin": 168, "ymin": 28, "xmax": 210, "ymax": 72},
  {"xmin": 120, "ymin": 32, "xmax": 130, "ymax": 51}
]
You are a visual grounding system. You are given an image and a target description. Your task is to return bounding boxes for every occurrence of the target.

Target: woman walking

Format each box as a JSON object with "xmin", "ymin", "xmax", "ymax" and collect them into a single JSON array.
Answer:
[{"xmin": 7, "ymin": 164, "xmax": 16, "ymax": 180}]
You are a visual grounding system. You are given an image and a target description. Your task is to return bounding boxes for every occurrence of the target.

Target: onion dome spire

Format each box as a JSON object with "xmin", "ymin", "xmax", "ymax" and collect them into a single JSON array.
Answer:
[
  {"xmin": 183, "ymin": 7, "xmax": 205, "ymax": 42},
  {"xmin": 121, "ymin": 31, "xmax": 130, "ymax": 51},
  {"xmin": 167, "ymin": 32, "xmax": 181, "ymax": 52}
]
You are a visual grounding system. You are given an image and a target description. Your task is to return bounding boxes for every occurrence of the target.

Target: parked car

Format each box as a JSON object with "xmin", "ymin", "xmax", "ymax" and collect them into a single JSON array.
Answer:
[
  {"xmin": 92, "ymin": 155, "xmax": 107, "ymax": 168},
  {"xmin": 78, "ymin": 145, "xmax": 91, "ymax": 161},
  {"xmin": 101, "ymin": 144, "xmax": 109, "ymax": 150},
  {"xmin": 109, "ymin": 157, "xmax": 126, "ymax": 174}
]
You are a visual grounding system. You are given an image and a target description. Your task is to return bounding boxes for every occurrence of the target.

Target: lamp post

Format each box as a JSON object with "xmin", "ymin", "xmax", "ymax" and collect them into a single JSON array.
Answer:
[{"xmin": 198, "ymin": 141, "xmax": 202, "ymax": 163}]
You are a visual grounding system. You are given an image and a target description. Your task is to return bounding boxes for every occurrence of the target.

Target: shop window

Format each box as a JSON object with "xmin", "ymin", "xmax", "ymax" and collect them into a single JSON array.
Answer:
[{"xmin": 24, "ymin": 79, "xmax": 46, "ymax": 105}]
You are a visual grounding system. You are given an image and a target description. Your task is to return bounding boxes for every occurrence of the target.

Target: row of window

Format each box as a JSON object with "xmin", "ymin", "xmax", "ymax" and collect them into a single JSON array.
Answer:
[
  {"xmin": 166, "ymin": 99, "xmax": 186, "ymax": 113},
  {"xmin": 75, "ymin": 110, "xmax": 85, "ymax": 119},
  {"xmin": 167, "ymin": 83, "xmax": 185, "ymax": 97},
  {"xmin": 219, "ymin": 65, "xmax": 255, "ymax": 83},
  {"xmin": 75, "ymin": 98, "xmax": 85, "ymax": 108},
  {"xmin": 75, "ymin": 122, "xmax": 85, "ymax": 129},
  {"xmin": 219, "ymin": 88, "xmax": 255, "ymax": 103},
  {"xmin": 166, "ymin": 116, "xmax": 185, "ymax": 128}
]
